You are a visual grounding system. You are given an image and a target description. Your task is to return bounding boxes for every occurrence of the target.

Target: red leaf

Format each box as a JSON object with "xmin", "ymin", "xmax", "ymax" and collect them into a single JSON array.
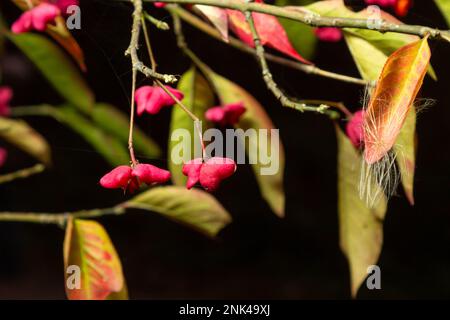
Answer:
[{"xmin": 226, "ymin": 1, "xmax": 311, "ymax": 64}]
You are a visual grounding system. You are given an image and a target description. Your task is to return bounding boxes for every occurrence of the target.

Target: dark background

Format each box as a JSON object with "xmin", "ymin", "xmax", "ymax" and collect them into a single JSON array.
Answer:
[{"xmin": 0, "ymin": 0, "xmax": 449, "ymax": 299}]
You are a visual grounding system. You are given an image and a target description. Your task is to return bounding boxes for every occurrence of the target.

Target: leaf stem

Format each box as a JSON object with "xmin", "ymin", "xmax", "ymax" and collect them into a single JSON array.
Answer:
[
  {"xmin": 0, "ymin": 164, "xmax": 45, "ymax": 185},
  {"xmin": 0, "ymin": 207, "xmax": 125, "ymax": 227}
]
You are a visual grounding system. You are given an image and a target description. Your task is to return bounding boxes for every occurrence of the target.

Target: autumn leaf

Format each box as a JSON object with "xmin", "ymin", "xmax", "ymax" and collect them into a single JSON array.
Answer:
[
  {"xmin": 124, "ymin": 186, "xmax": 232, "ymax": 237},
  {"xmin": 344, "ymin": 35, "xmax": 418, "ymax": 205},
  {"xmin": 169, "ymin": 67, "xmax": 214, "ymax": 186},
  {"xmin": 363, "ymin": 37, "xmax": 430, "ymax": 165},
  {"xmin": 336, "ymin": 126, "xmax": 387, "ymax": 298},
  {"xmin": 63, "ymin": 218, "xmax": 128, "ymax": 300},
  {"xmin": 226, "ymin": 0, "xmax": 310, "ymax": 64},
  {"xmin": 194, "ymin": 5, "xmax": 229, "ymax": 41}
]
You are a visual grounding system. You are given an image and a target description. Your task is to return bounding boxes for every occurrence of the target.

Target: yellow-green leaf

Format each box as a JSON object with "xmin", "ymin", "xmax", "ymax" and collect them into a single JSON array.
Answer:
[
  {"xmin": 393, "ymin": 106, "xmax": 416, "ymax": 205},
  {"xmin": 123, "ymin": 186, "xmax": 232, "ymax": 237},
  {"xmin": 169, "ymin": 67, "xmax": 214, "ymax": 186},
  {"xmin": 208, "ymin": 73, "xmax": 285, "ymax": 217},
  {"xmin": 344, "ymin": 33, "xmax": 387, "ymax": 82},
  {"xmin": 0, "ymin": 116, "xmax": 51, "ymax": 165},
  {"xmin": 63, "ymin": 218, "xmax": 127, "ymax": 300},
  {"xmin": 435, "ymin": 0, "xmax": 450, "ymax": 27},
  {"xmin": 336, "ymin": 126, "xmax": 387, "ymax": 298}
]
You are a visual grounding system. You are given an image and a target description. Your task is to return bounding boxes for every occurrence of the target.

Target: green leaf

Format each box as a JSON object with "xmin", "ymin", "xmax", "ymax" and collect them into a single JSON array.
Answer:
[
  {"xmin": 0, "ymin": 116, "xmax": 51, "ymax": 165},
  {"xmin": 344, "ymin": 33, "xmax": 387, "ymax": 82},
  {"xmin": 92, "ymin": 103, "xmax": 161, "ymax": 160},
  {"xmin": 6, "ymin": 32, "xmax": 94, "ymax": 112},
  {"xmin": 64, "ymin": 218, "xmax": 128, "ymax": 300},
  {"xmin": 123, "ymin": 186, "xmax": 232, "ymax": 237},
  {"xmin": 435, "ymin": 0, "xmax": 450, "ymax": 27},
  {"xmin": 209, "ymin": 73, "xmax": 285, "ymax": 217},
  {"xmin": 169, "ymin": 67, "xmax": 214, "ymax": 186},
  {"xmin": 275, "ymin": 0, "xmax": 317, "ymax": 60},
  {"xmin": 336, "ymin": 125, "xmax": 387, "ymax": 298},
  {"xmin": 55, "ymin": 106, "xmax": 129, "ymax": 166},
  {"xmin": 393, "ymin": 106, "xmax": 416, "ymax": 205}
]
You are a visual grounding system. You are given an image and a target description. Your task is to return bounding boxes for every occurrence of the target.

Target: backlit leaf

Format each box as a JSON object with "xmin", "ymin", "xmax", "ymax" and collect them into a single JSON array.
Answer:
[
  {"xmin": 226, "ymin": 0, "xmax": 310, "ymax": 64},
  {"xmin": 393, "ymin": 106, "xmax": 416, "ymax": 205},
  {"xmin": 336, "ymin": 126, "xmax": 387, "ymax": 298},
  {"xmin": 363, "ymin": 37, "xmax": 430, "ymax": 164},
  {"xmin": 194, "ymin": 5, "xmax": 229, "ymax": 41},
  {"xmin": 344, "ymin": 35, "xmax": 418, "ymax": 205},
  {"xmin": 92, "ymin": 103, "xmax": 161, "ymax": 160},
  {"xmin": 123, "ymin": 186, "xmax": 232, "ymax": 237},
  {"xmin": 344, "ymin": 33, "xmax": 386, "ymax": 82},
  {"xmin": 6, "ymin": 32, "xmax": 94, "ymax": 113},
  {"xmin": 275, "ymin": 0, "xmax": 317, "ymax": 60},
  {"xmin": 435, "ymin": 0, "xmax": 450, "ymax": 27},
  {"xmin": 63, "ymin": 218, "xmax": 127, "ymax": 300},
  {"xmin": 209, "ymin": 72, "xmax": 285, "ymax": 217},
  {"xmin": 0, "ymin": 116, "xmax": 51, "ymax": 165},
  {"xmin": 169, "ymin": 67, "xmax": 214, "ymax": 186}
]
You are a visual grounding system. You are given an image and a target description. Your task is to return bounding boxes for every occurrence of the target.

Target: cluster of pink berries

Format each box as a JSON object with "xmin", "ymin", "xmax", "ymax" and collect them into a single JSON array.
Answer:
[
  {"xmin": 100, "ymin": 85, "xmax": 245, "ymax": 193},
  {"xmin": 11, "ymin": 0, "xmax": 79, "ymax": 34}
]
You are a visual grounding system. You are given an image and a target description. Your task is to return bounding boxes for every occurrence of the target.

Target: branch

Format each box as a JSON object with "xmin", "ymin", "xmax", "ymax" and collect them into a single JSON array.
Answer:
[
  {"xmin": 167, "ymin": 5, "xmax": 368, "ymax": 86},
  {"xmin": 126, "ymin": 0, "xmax": 178, "ymax": 83},
  {"xmin": 142, "ymin": 0, "xmax": 450, "ymax": 41},
  {"xmin": 0, "ymin": 207, "xmax": 125, "ymax": 226},
  {"xmin": 0, "ymin": 164, "xmax": 45, "ymax": 185},
  {"xmin": 243, "ymin": 2, "xmax": 330, "ymax": 114}
]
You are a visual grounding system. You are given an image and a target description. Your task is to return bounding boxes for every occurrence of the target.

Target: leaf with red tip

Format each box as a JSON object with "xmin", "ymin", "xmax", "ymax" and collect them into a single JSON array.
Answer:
[
  {"xmin": 194, "ymin": 5, "xmax": 229, "ymax": 41},
  {"xmin": 63, "ymin": 218, "xmax": 128, "ymax": 300},
  {"xmin": 226, "ymin": 5, "xmax": 310, "ymax": 64},
  {"xmin": 363, "ymin": 37, "xmax": 430, "ymax": 165}
]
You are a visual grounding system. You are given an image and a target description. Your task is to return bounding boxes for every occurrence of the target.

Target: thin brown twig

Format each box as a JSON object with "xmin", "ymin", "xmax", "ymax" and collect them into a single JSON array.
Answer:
[
  {"xmin": 167, "ymin": 5, "xmax": 368, "ymax": 86},
  {"xmin": 141, "ymin": 0, "xmax": 450, "ymax": 41}
]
